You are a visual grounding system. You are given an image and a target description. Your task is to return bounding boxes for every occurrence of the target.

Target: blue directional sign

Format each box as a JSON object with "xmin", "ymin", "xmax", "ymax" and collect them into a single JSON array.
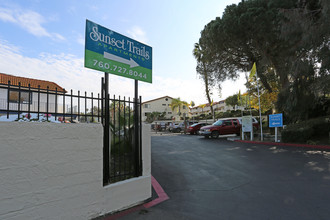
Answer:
[
  {"xmin": 84, "ymin": 20, "xmax": 152, "ymax": 83},
  {"xmin": 269, "ymin": 113, "xmax": 283, "ymax": 127}
]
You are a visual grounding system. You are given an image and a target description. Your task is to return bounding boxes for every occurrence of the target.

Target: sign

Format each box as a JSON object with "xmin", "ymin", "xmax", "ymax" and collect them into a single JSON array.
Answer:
[
  {"xmin": 269, "ymin": 113, "xmax": 283, "ymax": 127},
  {"xmin": 84, "ymin": 20, "xmax": 152, "ymax": 83},
  {"xmin": 242, "ymin": 116, "xmax": 253, "ymax": 132}
]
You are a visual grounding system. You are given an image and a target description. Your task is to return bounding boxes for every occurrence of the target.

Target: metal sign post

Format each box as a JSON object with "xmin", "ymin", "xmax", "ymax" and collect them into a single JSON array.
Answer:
[
  {"xmin": 269, "ymin": 113, "xmax": 283, "ymax": 142},
  {"xmin": 103, "ymin": 72, "xmax": 110, "ymax": 185},
  {"xmin": 134, "ymin": 79, "xmax": 139, "ymax": 176}
]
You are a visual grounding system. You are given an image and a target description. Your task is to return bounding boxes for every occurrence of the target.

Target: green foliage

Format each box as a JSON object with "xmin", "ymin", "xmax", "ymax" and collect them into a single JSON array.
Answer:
[
  {"xmin": 169, "ymin": 98, "xmax": 188, "ymax": 115},
  {"xmin": 281, "ymin": 117, "xmax": 330, "ymax": 143},
  {"xmin": 225, "ymin": 94, "xmax": 238, "ymax": 107},
  {"xmin": 145, "ymin": 111, "xmax": 166, "ymax": 123},
  {"xmin": 196, "ymin": 0, "xmax": 330, "ymax": 122}
]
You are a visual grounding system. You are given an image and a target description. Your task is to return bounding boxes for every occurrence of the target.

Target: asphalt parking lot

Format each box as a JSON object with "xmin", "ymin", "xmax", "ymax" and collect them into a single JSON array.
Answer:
[{"xmin": 120, "ymin": 134, "xmax": 330, "ymax": 220}]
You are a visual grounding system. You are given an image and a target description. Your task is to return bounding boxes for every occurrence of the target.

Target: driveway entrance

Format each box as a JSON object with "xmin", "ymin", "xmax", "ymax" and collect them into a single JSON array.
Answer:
[{"xmin": 121, "ymin": 135, "xmax": 330, "ymax": 220}]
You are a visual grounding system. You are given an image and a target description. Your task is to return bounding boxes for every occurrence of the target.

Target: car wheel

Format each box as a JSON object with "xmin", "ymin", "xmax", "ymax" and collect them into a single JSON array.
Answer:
[
  {"xmin": 190, "ymin": 132, "xmax": 194, "ymax": 135},
  {"xmin": 204, "ymin": 135, "xmax": 209, "ymax": 139},
  {"xmin": 211, "ymin": 131, "xmax": 219, "ymax": 139}
]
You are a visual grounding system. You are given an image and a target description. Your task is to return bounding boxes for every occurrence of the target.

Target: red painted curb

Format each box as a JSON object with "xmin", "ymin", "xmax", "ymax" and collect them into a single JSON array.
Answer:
[
  {"xmin": 144, "ymin": 175, "xmax": 169, "ymax": 208},
  {"xmin": 235, "ymin": 140, "xmax": 330, "ymax": 150},
  {"xmin": 104, "ymin": 175, "xmax": 169, "ymax": 220}
]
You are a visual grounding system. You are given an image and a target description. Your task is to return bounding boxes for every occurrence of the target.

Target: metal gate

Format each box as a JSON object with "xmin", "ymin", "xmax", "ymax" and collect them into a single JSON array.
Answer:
[{"xmin": 101, "ymin": 75, "xmax": 142, "ymax": 185}]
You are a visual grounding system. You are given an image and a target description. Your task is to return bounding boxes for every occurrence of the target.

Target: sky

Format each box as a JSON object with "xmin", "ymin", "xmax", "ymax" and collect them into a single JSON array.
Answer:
[{"xmin": 0, "ymin": 0, "xmax": 246, "ymax": 105}]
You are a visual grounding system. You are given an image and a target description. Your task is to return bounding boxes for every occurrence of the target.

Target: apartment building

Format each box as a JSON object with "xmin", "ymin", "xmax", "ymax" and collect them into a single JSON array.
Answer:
[
  {"xmin": 190, "ymin": 100, "xmax": 244, "ymax": 118},
  {"xmin": 141, "ymin": 96, "xmax": 189, "ymax": 121}
]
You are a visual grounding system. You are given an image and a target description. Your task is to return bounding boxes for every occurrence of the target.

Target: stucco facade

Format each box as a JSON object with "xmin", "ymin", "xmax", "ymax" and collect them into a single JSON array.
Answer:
[
  {"xmin": 141, "ymin": 96, "xmax": 189, "ymax": 121},
  {"xmin": 0, "ymin": 122, "xmax": 151, "ymax": 219}
]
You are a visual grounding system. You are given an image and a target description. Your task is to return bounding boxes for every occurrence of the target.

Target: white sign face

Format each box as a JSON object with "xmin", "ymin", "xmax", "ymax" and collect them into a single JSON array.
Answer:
[{"xmin": 242, "ymin": 116, "xmax": 253, "ymax": 132}]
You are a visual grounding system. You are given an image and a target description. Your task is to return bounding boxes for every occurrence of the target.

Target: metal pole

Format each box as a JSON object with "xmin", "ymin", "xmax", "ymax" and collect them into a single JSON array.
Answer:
[
  {"xmin": 134, "ymin": 80, "xmax": 140, "ymax": 176},
  {"xmin": 275, "ymin": 127, "xmax": 278, "ymax": 142},
  {"xmin": 134, "ymin": 79, "xmax": 139, "ymax": 176},
  {"xmin": 256, "ymin": 70, "xmax": 263, "ymax": 141},
  {"xmin": 103, "ymin": 72, "xmax": 110, "ymax": 185}
]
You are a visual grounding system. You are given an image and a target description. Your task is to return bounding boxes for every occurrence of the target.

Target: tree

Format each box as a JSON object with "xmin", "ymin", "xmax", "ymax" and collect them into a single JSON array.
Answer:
[
  {"xmin": 169, "ymin": 98, "xmax": 189, "ymax": 116},
  {"xmin": 145, "ymin": 111, "xmax": 166, "ymax": 123},
  {"xmin": 190, "ymin": 101, "xmax": 195, "ymax": 108},
  {"xmin": 225, "ymin": 94, "xmax": 238, "ymax": 109},
  {"xmin": 193, "ymin": 43, "xmax": 217, "ymax": 120},
  {"xmin": 197, "ymin": 0, "xmax": 329, "ymax": 121},
  {"xmin": 246, "ymin": 67, "xmax": 280, "ymax": 114}
]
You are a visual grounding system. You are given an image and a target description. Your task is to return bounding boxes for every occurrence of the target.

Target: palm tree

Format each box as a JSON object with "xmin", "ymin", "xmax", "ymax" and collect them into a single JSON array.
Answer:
[
  {"xmin": 169, "ymin": 97, "xmax": 189, "ymax": 118},
  {"xmin": 193, "ymin": 43, "xmax": 214, "ymax": 121},
  {"xmin": 190, "ymin": 101, "xmax": 195, "ymax": 121}
]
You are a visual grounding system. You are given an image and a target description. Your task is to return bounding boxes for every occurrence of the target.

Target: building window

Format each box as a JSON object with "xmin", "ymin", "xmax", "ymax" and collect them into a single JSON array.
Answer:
[
  {"xmin": 9, "ymin": 90, "xmax": 32, "ymax": 104},
  {"xmin": 162, "ymin": 104, "xmax": 166, "ymax": 106},
  {"xmin": 144, "ymin": 104, "xmax": 151, "ymax": 108},
  {"xmin": 168, "ymin": 112, "xmax": 172, "ymax": 114},
  {"xmin": 165, "ymin": 98, "xmax": 168, "ymax": 101},
  {"xmin": 183, "ymin": 105, "xmax": 186, "ymax": 109}
]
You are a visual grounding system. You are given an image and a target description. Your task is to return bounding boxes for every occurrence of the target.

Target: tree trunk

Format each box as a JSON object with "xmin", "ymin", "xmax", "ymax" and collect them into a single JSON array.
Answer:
[{"xmin": 202, "ymin": 64, "xmax": 214, "ymax": 122}]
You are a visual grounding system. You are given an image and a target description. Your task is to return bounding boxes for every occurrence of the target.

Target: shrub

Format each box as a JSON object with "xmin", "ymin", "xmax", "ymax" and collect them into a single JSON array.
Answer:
[{"xmin": 281, "ymin": 116, "xmax": 330, "ymax": 143}]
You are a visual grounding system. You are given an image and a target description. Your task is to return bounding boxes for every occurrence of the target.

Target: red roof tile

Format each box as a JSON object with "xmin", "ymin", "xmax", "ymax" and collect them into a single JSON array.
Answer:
[{"xmin": 0, "ymin": 73, "xmax": 66, "ymax": 93}]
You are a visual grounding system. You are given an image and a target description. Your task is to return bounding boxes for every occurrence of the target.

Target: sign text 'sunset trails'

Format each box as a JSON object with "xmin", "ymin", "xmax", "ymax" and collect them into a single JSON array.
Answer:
[{"xmin": 89, "ymin": 26, "xmax": 150, "ymax": 60}]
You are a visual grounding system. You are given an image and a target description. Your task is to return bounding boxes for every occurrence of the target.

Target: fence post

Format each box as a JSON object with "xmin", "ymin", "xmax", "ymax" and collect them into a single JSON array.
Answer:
[
  {"xmin": 139, "ymin": 95, "xmax": 142, "ymax": 175},
  {"xmin": 55, "ymin": 88, "xmax": 58, "ymax": 120},
  {"xmin": 78, "ymin": 90, "xmax": 80, "ymax": 122},
  {"xmin": 18, "ymin": 82, "xmax": 21, "ymax": 119},
  {"xmin": 38, "ymin": 85, "xmax": 40, "ymax": 120},
  {"xmin": 28, "ymin": 84, "xmax": 31, "ymax": 117},
  {"xmin": 6, "ymin": 80, "xmax": 10, "ymax": 119},
  {"xmin": 134, "ymin": 80, "xmax": 139, "ymax": 177},
  {"xmin": 46, "ymin": 86, "xmax": 49, "ymax": 121},
  {"xmin": 91, "ymin": 92, "xmax": 94, "ymax": 123},
  {"xmin": 71, "ymin": 89, "xmax": 73, "ymax": 122},
  {"xmin": 103, "ymin": 72, "xmax": 110, "ymax": 186}
]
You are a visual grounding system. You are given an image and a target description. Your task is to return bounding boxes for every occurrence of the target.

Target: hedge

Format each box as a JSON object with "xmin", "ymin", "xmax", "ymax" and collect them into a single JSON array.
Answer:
[{"xmin": 281, "ymin": 116, "xmax": 330, "ymax": 143}]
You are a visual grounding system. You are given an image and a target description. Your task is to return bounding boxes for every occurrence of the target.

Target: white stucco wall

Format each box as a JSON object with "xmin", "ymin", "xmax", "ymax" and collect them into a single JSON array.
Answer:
[{"xmin": 0, "ymin": 122, "xmax": 151, "ymax": 220}]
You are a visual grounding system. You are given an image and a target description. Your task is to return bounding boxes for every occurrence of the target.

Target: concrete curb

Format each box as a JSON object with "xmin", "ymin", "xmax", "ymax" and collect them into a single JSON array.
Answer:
[
  {"xmin": 235, "ymin": 140, "xmax": 330, "ymax": 150},
  {"xmin": 103, "ymin": 175, "xmax": 169, "ymax": 220}
]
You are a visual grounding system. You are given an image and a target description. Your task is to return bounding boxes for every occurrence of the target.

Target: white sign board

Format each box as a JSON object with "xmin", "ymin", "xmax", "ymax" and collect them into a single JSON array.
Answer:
[{"xmin": 242, "ymin": 116, "xmax": 253, "ymax": 132}]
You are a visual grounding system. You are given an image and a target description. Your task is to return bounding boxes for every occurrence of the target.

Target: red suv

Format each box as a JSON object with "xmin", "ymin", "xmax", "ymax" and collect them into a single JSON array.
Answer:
[{"xmin": 199, "ymin": 118, "xmax": 241, "ymax": 138}]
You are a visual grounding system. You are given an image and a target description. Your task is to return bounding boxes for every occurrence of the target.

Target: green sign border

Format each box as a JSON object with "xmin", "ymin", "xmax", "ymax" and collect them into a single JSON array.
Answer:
[{"xmin": 84, "ymin": 20, "xmax": 152, "ymax": 83}]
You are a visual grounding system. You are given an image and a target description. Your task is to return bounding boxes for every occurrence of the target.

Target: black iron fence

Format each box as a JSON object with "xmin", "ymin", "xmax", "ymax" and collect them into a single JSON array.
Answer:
[
  {"xmin": 0, "ymin": 81, "xmax": 101, "ymax": 122},
  {"xmin": 0, "ymin": 80, "xmax": 142, "ymax": 185},
  {"xmin": 105, "ymin": 95, "xmax": 142, "ymax": 184}
]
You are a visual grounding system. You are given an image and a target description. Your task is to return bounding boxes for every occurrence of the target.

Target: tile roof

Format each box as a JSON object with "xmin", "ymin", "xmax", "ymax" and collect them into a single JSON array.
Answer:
[{"xmin": 0, "ymin": 73, "xmax": 66, "ymax": 93}]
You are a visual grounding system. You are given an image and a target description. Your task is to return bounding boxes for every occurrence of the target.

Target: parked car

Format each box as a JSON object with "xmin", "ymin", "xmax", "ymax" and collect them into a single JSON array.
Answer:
[
  {"xmin": 168, "ymin": 122, "xmax": 179, "ymax": 132},
  {"xmin": 170, "ymin": 121, "xmax": 197, "ymax": 133},
  {"xmin": 151, "ymin": 122, "xmax": 168, "ymax": 131},
  {"xmin": 171, "ymin": 122, "xmax": 185, "ymax": 133},
  {"xmin": 199, "ymin": 118, "xmax": 240, "ymax": 138},
  {"xmin": 187, "ymin": 122, "xmax": 210, "ymax": 135}
]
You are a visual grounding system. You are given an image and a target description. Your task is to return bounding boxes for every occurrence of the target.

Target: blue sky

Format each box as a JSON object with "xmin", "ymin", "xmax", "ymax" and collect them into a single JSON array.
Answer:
[{"xmin": 0, "ymin": 0, "xmax": 245, "ymax": 105}]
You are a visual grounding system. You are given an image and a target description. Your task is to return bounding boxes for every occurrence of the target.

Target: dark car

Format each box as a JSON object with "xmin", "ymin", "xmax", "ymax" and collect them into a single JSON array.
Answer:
[
  {"xmin": 187, "ymin": 122, "xmax": 210, "ymax": 135},
  {"xmin": 199, "ymin": 118, "xmax": 240, "ymax": 138}
]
